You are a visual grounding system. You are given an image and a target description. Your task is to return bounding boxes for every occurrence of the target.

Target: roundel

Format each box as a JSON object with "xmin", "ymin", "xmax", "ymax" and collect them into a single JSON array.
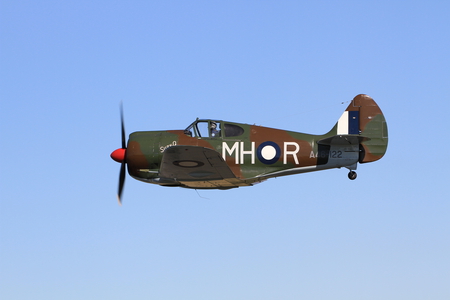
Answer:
[{"xmin": 257, "ymin": 141, "xmax": 281, "ymax": 165}]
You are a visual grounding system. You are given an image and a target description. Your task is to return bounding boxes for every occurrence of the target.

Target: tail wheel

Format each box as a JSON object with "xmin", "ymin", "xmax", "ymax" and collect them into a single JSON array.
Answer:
[{"xmin": 348, "ymin": 171, "xmax": 357, "ymax": 180}]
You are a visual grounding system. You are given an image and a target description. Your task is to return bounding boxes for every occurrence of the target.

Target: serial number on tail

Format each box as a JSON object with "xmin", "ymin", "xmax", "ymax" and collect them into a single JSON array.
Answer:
[{"xmin": 309, "ymin": 150, "xmax": 342, "ymax": 158}]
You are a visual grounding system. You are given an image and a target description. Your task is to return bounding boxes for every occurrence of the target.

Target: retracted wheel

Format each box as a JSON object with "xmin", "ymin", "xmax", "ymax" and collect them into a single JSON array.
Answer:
[{"xmin": 348, "ymin": 171, "xmax": 357, "ymax": 180}]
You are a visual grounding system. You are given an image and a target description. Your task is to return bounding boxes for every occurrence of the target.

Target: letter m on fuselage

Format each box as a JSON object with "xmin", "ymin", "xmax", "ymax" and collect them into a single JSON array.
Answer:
[{"xmin": 222, "ymin": 142, "xmax": 239, "ymax": 164}]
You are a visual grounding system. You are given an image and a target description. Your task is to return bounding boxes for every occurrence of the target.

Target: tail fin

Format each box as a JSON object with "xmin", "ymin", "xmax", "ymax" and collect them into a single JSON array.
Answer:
[{"xmin": 334, "ymin": 94, "xmax": 388, "ymax": 163}]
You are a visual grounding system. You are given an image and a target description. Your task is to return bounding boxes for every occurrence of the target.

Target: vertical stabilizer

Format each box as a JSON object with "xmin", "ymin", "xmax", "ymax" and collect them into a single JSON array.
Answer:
[{"xmin": 335, "ymin": 94, "xmax": 388, "ymax": 163}]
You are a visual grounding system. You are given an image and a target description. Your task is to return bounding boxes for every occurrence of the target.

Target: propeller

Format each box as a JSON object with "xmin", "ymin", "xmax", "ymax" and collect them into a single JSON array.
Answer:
[{"xmin": 110, "ymin": 103, "xmax": 127, "ymax": 205}]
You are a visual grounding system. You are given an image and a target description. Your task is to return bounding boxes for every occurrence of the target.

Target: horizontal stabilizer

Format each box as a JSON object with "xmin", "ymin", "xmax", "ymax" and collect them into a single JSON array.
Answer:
[{"xmin": 318, "ymin": 135, "xmax": 370, "ymax": 146}]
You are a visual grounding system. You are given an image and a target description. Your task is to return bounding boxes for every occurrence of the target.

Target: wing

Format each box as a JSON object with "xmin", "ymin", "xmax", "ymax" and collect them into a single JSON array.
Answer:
[{"xmin": 159, "ymin": 146, "xmax": 245, "ymax": 189}]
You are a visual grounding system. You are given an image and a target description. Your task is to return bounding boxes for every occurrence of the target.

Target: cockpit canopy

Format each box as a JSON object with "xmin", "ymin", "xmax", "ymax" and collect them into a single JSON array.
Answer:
[{"xmin": 184, "ymin": 119, "xmax": 245, "ymax": 138}]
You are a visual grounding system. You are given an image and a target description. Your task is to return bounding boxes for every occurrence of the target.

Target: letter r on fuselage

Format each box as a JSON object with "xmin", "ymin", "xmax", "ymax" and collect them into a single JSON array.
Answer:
[{"xmin": 283, "ymin": 142, "xmax": 300, "ymax": 164}]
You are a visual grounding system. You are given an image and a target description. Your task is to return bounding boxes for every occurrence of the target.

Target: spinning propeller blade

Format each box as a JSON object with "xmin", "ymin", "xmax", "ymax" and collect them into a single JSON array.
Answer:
[
  {"xmin": 111, "ymin": 103, "xmax": 127, "ymax": 205},
  {"xmin": 118, "ymin": 160, "xmax": 126, "ymax": 205},
  {"xmin": 121, "ymin": 103, "xmax": 126, "ymax": 149}
]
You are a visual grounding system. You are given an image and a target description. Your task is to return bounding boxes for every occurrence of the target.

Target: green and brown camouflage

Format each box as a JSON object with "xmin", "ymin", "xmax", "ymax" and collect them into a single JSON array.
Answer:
[{"xmin": 111, "ymin": 94, "xmax": 388, "ymax": 201}]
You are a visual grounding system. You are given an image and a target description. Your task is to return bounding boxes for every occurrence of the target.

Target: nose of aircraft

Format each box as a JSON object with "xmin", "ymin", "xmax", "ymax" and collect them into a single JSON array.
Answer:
[{"xmin": 111, "ymin": 148, "xmax": 126, "ymax": 163}]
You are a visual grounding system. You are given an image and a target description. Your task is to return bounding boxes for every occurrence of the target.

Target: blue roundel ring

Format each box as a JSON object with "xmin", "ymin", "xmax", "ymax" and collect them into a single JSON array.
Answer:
[{"xmin": 257, "ymin": 141, "xmax": 281, "ymax": 165}]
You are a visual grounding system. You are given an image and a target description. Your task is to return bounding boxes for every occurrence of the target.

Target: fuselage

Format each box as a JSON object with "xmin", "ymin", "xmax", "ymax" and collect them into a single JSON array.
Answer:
[{"xmin": 125, "ymin": 119, "xmax": 361, "ymax": 187}]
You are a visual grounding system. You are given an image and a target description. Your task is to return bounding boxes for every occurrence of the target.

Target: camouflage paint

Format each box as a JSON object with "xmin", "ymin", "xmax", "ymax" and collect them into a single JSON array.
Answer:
[{"xmin": 114, "ymin": 94, "xmax": 388, "ymax": 189}]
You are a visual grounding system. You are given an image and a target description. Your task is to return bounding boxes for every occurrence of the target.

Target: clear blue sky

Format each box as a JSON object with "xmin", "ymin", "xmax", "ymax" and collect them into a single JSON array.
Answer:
[{"xmin": 1, "ymin": 1, "xmax": 449, "ymax": 299}]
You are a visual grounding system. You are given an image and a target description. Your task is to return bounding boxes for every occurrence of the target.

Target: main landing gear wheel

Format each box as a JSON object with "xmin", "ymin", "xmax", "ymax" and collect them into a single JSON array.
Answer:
[{"xmin": 348, "ymin": 171, "xmax": 357, "ymax": 180}]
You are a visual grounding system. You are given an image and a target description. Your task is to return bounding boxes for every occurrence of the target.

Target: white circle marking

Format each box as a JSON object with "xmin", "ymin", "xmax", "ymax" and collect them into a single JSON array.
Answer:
[{"xmin": 261, "ymin": 145, "xmax": 277, "ymax": 160}]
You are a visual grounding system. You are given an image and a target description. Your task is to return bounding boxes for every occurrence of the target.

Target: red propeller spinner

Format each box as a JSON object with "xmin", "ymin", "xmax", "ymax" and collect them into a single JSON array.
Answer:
[{"xmin": 111, "ymin": 148, "xmax": 126, "ymax": 163}]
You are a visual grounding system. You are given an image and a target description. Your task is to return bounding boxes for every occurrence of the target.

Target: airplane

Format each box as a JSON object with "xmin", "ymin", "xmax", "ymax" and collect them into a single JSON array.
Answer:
[{"xmin": 111, "ymin": 94, "xmax": 388, "ymax": 204}]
